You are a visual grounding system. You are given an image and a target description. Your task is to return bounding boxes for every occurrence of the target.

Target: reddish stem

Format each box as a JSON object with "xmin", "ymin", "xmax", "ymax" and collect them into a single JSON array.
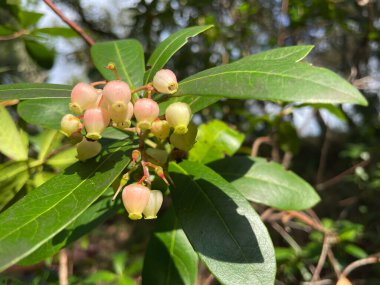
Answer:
[{"xmin": 43, "ymin": 0, "xmax": 95, "ymax": 46}]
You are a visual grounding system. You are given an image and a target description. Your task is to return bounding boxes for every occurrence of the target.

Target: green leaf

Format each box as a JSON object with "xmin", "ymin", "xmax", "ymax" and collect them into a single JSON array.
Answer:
[
  {"xmin": 19, "ymin": 190, "xmax": 121, "ymax": 266},
  {"xmin": 32, "ymin": 27, "xmax": 78, "ymax": 38},
  {"xmin": 0, "ymin": 167, "xmax": 29, "ymax": 211},
  {"xmin": 174, "ymin": 53, "xmax": 367, "ymax": 106},
  {"xmin": 169, "ymin": 161, "xmax": 276, "ymax": 285},
  {"xmin": 0, "ymin": 141, "xmax": 133, "ymax": 271},
  {"xmin": 0, "ymin": 106, "xmax": 28, "ymax": 161},
  {"xmin": 91, "ymin": 40, "xmax": 145, "ymax": 89},
  {"xmin": 46, "ymin": 147, "xmax": 78, "ymax": 169},
  {"xmin": 209, "ymin": 156, "xmax": 320, "ymax": 210},
  {"xmin": 18, "ymin": 98, "xmax": 70, "ymax": 129},
  {"xmin": 37, "ymin": 129, "xmax": 63, "ymax": 162},
  {"xmin": 344, "ymin": 244, "xmax": 368, "ymax": 259},
  {"xmin": 17, "ymin": 10, "xmax": 43, "ymax": 27},
  {"xmin": 24, "ymin": 39, "xmax": 55, "ymax": 69},
  {"xmin": 0, "ymin": 83, "xmax": 71, "ymax": 100},
  {"xmin": 247, "ymin": 45, "xmax": 314, "ymax": 62},
  {"xmin": 189, "ymin": 120, "xmax": 244, "ymax": 164},
  {"xmin": 84, "ymin": 271, "xmax": 117, "ymax": 284},
  {"xmin": 142, "ymin": 209, "xmax": 198, "ymax": 285},
  {"xmin": 144, "ymin": 25, "xmax": 213, "ymax": 84}
]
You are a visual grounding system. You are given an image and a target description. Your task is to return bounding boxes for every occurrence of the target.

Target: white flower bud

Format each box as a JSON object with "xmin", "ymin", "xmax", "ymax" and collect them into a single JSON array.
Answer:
[
  {"xmin": 165, "ymin": 102, "xmax": 192, "ymax": 134},
  {"xmin": 70, "ymin": 82, "xmax": 99, "ymax": 114},
  {"xmin": 76, "ymin": 138, "xmax": 102, "ymax": 161},
  {"xmin": 122, "ymin": 183, "xmax": 150, "ymax": 220},
  {"xmin": 143, "ymin": 190, "xmax": 163, "ymax": 219},
  {"xmin": 153, "ymin": 69, "xmax": 178, "ymax": 94},
  {"xmin": 60, "ymin": 114, "xmax": 81, "ymax": 137}
]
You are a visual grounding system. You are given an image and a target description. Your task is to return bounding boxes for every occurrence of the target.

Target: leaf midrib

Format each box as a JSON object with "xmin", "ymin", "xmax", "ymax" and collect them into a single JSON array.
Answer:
[
  {"xmin": 179, "ymin": 69, "xmax": 359, "ymax": 100},
  {"xmin": 113, "ymin": 42, "xmax": 134, "ymax": 88}
]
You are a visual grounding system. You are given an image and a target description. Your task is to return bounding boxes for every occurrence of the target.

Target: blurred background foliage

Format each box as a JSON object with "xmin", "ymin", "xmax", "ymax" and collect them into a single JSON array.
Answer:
[{"xmin": 1, "ymin": 0, "xmax": 380, "ymax": 284}]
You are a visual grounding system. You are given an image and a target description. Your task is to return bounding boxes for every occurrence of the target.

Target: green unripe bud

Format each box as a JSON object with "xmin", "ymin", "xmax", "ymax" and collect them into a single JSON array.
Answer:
[{"xmin": 60, "ymin": 114, "xmax": 81, "ymax": 137}]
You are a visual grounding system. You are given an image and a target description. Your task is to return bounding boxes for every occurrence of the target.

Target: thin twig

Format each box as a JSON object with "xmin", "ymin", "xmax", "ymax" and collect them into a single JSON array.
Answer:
[
  {"xmin": 311, "ymin": 235, "xmax": 331, "ymax": 283},
  {"xmin": 43, "ymin": 0, "xmax": 95, "ymax": 46},
  {"xmin": 285, "ymin": 211, "xmax": 328, "ymax": 234},
  {"xmin": 251, "ymin": 136, "xmax": 271, "ymax": 156},
  {"xmin": 59, "ymin": 249, "xmax": 69, "ymax": 285},
  {"xmin": 316, "ymin": 159, "xmax": 370, "ymax": 191},
  {"xmin": 316, "ymin": 128, "xmax": 332, "ymax": 184},
  {"xmin": 0, "ymin": 29, "xmax": 28, "ymax": 41},
  {"xmin": 327, "ymin": 248, "xmax": 341, "ymax": 278},
  {"xmin": 341, "ymin": 254, "xmax": 380, "ymax": 277}
]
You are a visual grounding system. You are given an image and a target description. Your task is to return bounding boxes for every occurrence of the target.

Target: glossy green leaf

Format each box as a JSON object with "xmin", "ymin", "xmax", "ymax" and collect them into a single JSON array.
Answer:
[
  {"xmin": 189, "ymin": 120, "xmax": 244, "ymax": 164},
  {"xmin": 19, "ymin": 190, "xmax": 121, "ymax": 266},
  {"xmin": 18, "ymin": 98, "xmax": 70, "ymax": 129},
  {"xmin": 91, "ymin": 39, "xmax": 145, "ymax": 89},
  {"xmin": 0, "ymin": 142, "xmax": 133, "ymax": 271},
  {"xmin": 0, "ymin": 83, "xmax": 71, "ymax": 100},
  {"xmin": 209, "ymin": 156, "xmax": 320, "ymax": 210},
  {"xmin": 46, "ymin": 147, "xmax": 78, "ymax": 169},
  {"xmin": 24, "ymin": 39, "xmax": 55, "ymax": 69},
  {"xmin": 144, "ymin": 25, "xmax": 213, "ymax": 84},
  {"xmin": 0, "ymin": 169, "xmax": 29, "ymax": 211},
  {"xmin": 142, "ymin": 209, "xmax": 198, "ymax": 285},
  {"xmin": 32, "ymin": 27, "xmax": 78, "ymax": 38},
  {"xmin": 17, "ymin": 10, "xmax": 43, "ymax": 27},
  {"xmin": 175, "ymin": 54, "xmax": 367, "ymax": 106},
  {"xmin": 37, "ymin": 129, "xmax": 63, "ymax": 162},
  {"xmin": 0, "ymin": 106, "xmax": 28, "ymax": 161},
  {"xmin": 247, "ymin": 45, "xmax": 314, "ymax": 62},
  {"xmin": 169, "ymin": 161, "xmax": 276, "ymax": 285}
]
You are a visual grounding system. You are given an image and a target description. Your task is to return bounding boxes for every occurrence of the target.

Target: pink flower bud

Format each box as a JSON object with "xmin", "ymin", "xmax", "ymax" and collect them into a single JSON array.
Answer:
[
  {"xmin": 110, "ymin": 102, "xmax": 133, "ymax": 128},
  {"xmin": 165, "ymin": 102, "xmax": 192, "ymax": 134},
  {"xmin": 151, "ymin": 119, "xmax": 170, "ymax": 139},
  {"xmin": 134, "ymin": 98, "xmax": 159, "ymax": 130},
  {"xmin": 60, "ymin": 114, "xmax": 81, "ymax": 137},
  {"xmin": 83, "ymin": 108, "xmax": 110, "ymax": 140},
  {"xmin": 122, "ymin": 183, "xmax": 150, "ymax": 220},
  {"xmin": 103, "ymin": 80, "xmax": 131, "ymax": 112},
  {"xmin": 170, "ymin": 122, "xmax": 198, "ymax": 151},
  {"xmin": 143, "ymin": 190, "xmax": 163, "ymax": 219},
  {"xmin": 153, "ymin": 69, "xmax": 178, "ymax": 94},
  {"xmin": 70, "ymin": 82, "xmax": 99, "ymax": 114},
  {"xmin": 76, "ymin": 138, "xmax": 102, "ymax": 161}
]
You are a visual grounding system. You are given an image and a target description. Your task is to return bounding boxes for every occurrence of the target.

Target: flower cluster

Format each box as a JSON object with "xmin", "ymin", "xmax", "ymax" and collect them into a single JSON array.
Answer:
[{"xmin": 60, "ymin": 67, "xmax": 197, "ymax": 220}]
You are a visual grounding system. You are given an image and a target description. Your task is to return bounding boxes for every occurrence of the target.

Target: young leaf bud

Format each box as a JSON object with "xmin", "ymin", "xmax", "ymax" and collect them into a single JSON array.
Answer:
[
  {"xmin": 165, "ymin": 102, "xmax": 192, "ymax": 134},
  {"xmin": 76, "ymin": 138, "xmax": 102, "ymax": 161},
  {"xmin": 122, "ymin": 183, "xmax": 150, "ymax": 220},
  {"xmin": 134, "ymin": 98, "xmax": 159, "ymax": 130},
  {"xmin": 103, "ymin": 80, "xmax": 132, "ymax": 112},
  {"xmin": 170, "ymin": 122, "xmax": 198, "ymax": 151},
  {"xmin": 60, "ymin": 114, "xmax": 81, "ymax": 137},
  {"xmin": 83, "ymin": 107, "xmax": 110, "ymax": 140},
  {"xmin": 151, "ymin": 119, "xmax": 170, "ymax": 140},
  {"xmin": 153, "ymin": 69, "xmax": 178, "ymax": 94},
  {"xmin": 143, "ymin": 190, "xmax": 163, "ymax": 219},
  {"xmin": 70, "ymin": 82, "xmax": 99, "ymax": 114},
  {"xmin": 110, "ymin": 102, "xmax": 133, "ymax": 128}
]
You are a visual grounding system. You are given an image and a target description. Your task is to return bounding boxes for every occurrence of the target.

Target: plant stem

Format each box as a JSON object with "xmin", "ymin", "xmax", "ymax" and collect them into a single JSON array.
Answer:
[{"xmin": 43, "ymin": 0, "xmax": 95, "ymax": 46}]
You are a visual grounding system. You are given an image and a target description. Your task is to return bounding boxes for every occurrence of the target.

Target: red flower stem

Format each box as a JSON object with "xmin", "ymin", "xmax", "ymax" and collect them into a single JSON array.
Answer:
[{"xmin": 43, "ymin": 0, "xmax": 95, "ymax": 46}]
